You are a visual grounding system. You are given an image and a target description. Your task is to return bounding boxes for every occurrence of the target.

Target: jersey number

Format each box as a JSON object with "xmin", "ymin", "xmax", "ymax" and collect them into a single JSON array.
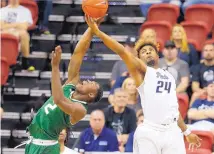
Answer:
[
  {"xmin": 44, "ymin": 103, "xmax": 57, "ymax": 114},
  {"xmin": 156, "ymin": 81, "xmax": 171, "ymax": 93}
]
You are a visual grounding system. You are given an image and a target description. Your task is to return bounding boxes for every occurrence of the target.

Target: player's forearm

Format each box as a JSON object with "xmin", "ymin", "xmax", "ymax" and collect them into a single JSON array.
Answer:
[
  {"xmin": 1, "ymin": 22, "xmax": 16, "ymax": 29},
  {"xmin": 177, "ymin": 113, "xmax": 187, "ymax": 132},
  {"xmin": 51, "ymin": 66, "xmax": 64, "ymax": 103},
  {"xmin": 68, "ymin": 28, "xmax": 93, "ymax": 78}
]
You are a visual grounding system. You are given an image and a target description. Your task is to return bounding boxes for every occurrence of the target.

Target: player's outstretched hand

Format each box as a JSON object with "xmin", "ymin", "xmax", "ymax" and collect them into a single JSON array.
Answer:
[
  {"xmin": 186, "ymin": 133, "xmax": 202, "ymax": 151},
  {"xmin": 85, "ymin": 15, "xmax": 100, "ymax": 35},
  {"xmin": 51, "ymin": 46, "xmax": 62, "ymax": 67}
]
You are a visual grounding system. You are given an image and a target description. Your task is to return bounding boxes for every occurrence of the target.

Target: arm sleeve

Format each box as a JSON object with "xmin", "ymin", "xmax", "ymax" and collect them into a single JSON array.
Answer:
[
  {"xmin": 180, "ymin": 61, "xmax": 190, "ymax": 78},
  {"xmin": 111, "ymin": 62, "xmax": 120, "ymax": 81},
  {"xmin": 189, "ymin": 44, "xmax": 199, "ymax": 66},
  {"xmin": 110, "ymin": 76, "xmax": 127, "ymax": 94},
  {"xmin": 125, "ymin": 132, "xmax": 134, "ymax": 152},
  {"xmin": 108, "ymin": 131, "xmax": 119, "ymax": 151},
  {"xmin": 191, "ymin": 99, "xmax": 202, "ymax": 109},
  {"xmin": 128, "ymin": 109, "xmax": 137, "ymax": 133},
  {"xmin": 191, "ymin": 64, "xmax": 200, "ymax": 82}
]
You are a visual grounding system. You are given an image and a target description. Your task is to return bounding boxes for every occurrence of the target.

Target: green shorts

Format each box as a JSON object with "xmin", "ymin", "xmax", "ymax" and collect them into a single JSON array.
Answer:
[{"xmin": 25, "ymin": 143, "xmax": 60, "ymax": 154}]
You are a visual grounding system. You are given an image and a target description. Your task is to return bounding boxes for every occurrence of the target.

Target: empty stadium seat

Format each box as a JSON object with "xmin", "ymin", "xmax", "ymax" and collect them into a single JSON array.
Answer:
[
  {"xmin": 185, "ymin": 4, "xmax": 214, "ymax": 31},
  {"xmin": 181, "ymin": 22, "xmax": 209, "ymax": 51},
  {"xmin": 1, "ymin": 33, "xmax": 19, "ymax": 65},
  {"xmin": 186, "ymin": 149, "xmax": 212, "ymax": 154},
  {"xmin": 177, "ymin": 93, "xmax": 189, "ymax": 119},
  {"xmin": 185, "ymin": 131, "xmax": 214, "ymax": 150},
  {"xmin": 140, "ymin": 21, "xmax": 172, "ymax": 51},
  {"xmin": 1, "ymin": 58, "xmax": 10, "ymax": 86},
  {"xmin": 148, "ymin": 4, "xmax": 180, "ymax": 25},
  {"xmin": 20, "ymin": 0, "xmax": 38, "ymax": 30}
]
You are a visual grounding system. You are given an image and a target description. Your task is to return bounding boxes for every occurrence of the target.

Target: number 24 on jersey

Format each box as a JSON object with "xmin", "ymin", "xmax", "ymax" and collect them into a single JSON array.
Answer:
[{"xmin": 156, "ymin": 81, "xmax": 172, "ymax": 93}]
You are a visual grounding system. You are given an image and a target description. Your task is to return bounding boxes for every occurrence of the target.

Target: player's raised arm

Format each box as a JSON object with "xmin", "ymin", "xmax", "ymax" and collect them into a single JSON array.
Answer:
[
  {"xmin": 51, "ymin": 46, "xmax": 86, "ymax": 124},
  {"xmin": 65, "ymin": 28, "xmax": 93, "ymax": 85},
  {"xmin": 85, "ymin": 15, "xmax": 146, "ymax": 86}
]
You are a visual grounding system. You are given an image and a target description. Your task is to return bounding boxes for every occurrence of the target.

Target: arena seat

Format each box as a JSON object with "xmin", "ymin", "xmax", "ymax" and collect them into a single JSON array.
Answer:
[
  {"xmin": 20, "ymin": 0, "xmax": 38, "ymax": 30},
  {"xmin": 212, "ymin": 28, "xmax": 214, "ymax": 39},
  {"xmin": 181, "ymin": 21, "xmax": 209, "ymax": 51},
  {"xmin": 177, "ymin": 93, "xmax": 189, "ymax": 119},
  {"xmin": 1, "ymin": 58, "xmax": 10, "ymax": 86},
  {"xmin": 140, "ymin": 21, "xmax": 172, "ymax": 51},
  {"xmin": 185, "ymin": 4, "xmax": 214, "ymax": 31},
  {"xmin": 184, "ymin": 131, "xmax": 214, "ymax": 150},
  {"xmin": 1, "ymin": 33, "xmax": 19, "ymax": 65},
  {"xmin": 205, "ymin": 39, "xmax": 214, "ymax": 45},
  {"xmin": 148, "ymin": 4, "xmax": 180, "ymax": 26},
  {"xmin": 186, "ymin": 149, "xmax": 212, "ymax": 154}
]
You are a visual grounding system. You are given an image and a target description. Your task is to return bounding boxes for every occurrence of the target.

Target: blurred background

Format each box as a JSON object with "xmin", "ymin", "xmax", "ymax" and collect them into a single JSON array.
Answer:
[{"xmin": 1, "ymin": 0, "xmax": 214, "ymax": 154}]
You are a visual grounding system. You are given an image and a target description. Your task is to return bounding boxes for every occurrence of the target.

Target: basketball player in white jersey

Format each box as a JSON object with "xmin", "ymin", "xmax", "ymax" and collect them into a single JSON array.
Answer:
[{"xmin": 85, "ymin": 15, "xmax": 201, "ymax": 154}]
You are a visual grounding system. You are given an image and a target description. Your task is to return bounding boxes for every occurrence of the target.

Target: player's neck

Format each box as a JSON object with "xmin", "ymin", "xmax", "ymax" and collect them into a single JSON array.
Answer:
[
  {"xmin": 59, "ymin": 143, "xmax": 65, "ymax": 153},
  {"xmin": 72, "ymin": 91, "xmax": 83, "ymax": 101},
  {"xmin": 92, "ymin": 129, "xmax": 102, "ymax": 136},
  {"xmin": 204, "ymin": 59, "xmax": 214, "ymax": 66}
]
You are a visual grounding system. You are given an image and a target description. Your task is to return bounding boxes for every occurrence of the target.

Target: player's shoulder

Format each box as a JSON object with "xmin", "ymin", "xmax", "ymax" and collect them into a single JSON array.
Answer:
[
  {"xmin": 19, "ymin": 5, "xmax": 31, "ymax": 12},
  {"xmin": 0, "ymin": 6, "xmax": 9, "ymax": 11},
  {"xmin": 104, "ymin": 127, "xmax": 117, "ymax": 136},
  {"xmin": 177, "ymin": 58, "xmax": 188, "ymax": 66}
]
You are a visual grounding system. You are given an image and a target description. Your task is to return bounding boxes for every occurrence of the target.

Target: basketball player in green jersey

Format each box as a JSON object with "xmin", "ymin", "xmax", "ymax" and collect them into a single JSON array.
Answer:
[{"xmin": 23, "ymin": 27, "xmax": 103, "ymax": 154}]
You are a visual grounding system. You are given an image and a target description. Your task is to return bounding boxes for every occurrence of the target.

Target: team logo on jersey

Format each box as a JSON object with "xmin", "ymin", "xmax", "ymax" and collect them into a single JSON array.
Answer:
[{"xmin": 156, "ymin": 72, "xmax": 169, "ymax": 80}]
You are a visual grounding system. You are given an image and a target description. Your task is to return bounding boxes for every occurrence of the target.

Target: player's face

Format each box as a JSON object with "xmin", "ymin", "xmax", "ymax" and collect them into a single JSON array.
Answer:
[
  {"xmin": 172, "ymin": 26, "xmax": 182, "ymax": 40},
  {"xmin": 207, "ymin": 83, "xmax": 214, "ymax": 97},
  {"xmin": 124, "ymin": 78, "xmax": 137, "ymax": 94},
  {"xmin": 163, "ymin": 47, "xmax": 178, "ymax": 61},
  {"xmin": 58, "ymin": 129, "xmax": 67, "ymax": 142},
  {"xmin": 138, "ymin": 45, "xmax": 159, "ymax": 66},
  {"xmin": 90, "ymin": 111, "xmax": 105, "ymax": 132},
  {"xmin": 203, "ymin": 44, "xmax": 214, "ymax": 61},
  {"xmin": 113, "ymin": 91, "xmax": 129, "ymax": 108},
  {"xmin": 76, "ymin": 80, "xmax": 99, "ymax": 102}
]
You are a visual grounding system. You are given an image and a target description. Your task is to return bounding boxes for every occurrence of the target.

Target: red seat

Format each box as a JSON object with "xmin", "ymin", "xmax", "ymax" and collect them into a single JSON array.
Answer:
[
  {"xmin": 20, "ymin": 0, "xmax": 38, "ymax": 30},
  {"xmin": 184, "ymin": 131, "xmax": 214, "ymax": 150},
  {"xmin": 186, "ymin": 148, "xmax": 212, "ymax": 154},
  {"xmin": 205, "ymin": 39, "xmax": 214, "ymax": 45},
  {"xmin": 1, "ymin": 57, "xmax": 10, "ymax": 86},
  {"xmin": 181, "ymin": 21, "xmax": 209, "ymax": 51},
  {"xmin": 185, "ymin": 4, "xmax": 214, "ymax": 31},
  {"xmin": 212, "ymin": 28, "xmax": 214, "ymax": 39},
  {"xmin": 148, "ymin": 4, "xmax": 180, "ymax": 25},
  {"xmin": 1, "ymin": 33, "xmax": 19, "ymax": 65},
  {"xmin": 140, "ymin": 21, "xmax": 172, "ymax": 51},
  {"xmin": 177, "ymin": 93, "xmax": 189, "ymax": 119}
]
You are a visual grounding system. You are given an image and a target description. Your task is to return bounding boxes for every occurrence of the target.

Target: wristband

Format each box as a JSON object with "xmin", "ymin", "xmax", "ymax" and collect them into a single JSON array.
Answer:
[{"xmin": 183, "ymin": 128, "xmax": 191, "ymax": 136}]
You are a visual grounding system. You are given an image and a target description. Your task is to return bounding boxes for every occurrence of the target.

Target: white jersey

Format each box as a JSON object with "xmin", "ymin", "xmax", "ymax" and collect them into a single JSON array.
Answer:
[{"xmin": 137, "ymin": 67, "xmax": 179, "ymax": 124}]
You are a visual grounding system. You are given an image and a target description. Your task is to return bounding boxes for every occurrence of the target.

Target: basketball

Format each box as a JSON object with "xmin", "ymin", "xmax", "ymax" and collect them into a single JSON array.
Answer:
[{"xmin": 82, "ymin": 0, "xmax": 108, "ymax": 18}]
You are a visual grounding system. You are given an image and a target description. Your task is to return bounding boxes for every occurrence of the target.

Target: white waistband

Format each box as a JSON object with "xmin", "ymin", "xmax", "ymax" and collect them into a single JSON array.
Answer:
[
  {"xmin": 31, "ymin": 138, "xmax": 58, "ymax": 146},
  {"xmin": 142, "ymin": 119, "xmax": 177, "ymax": 131}
]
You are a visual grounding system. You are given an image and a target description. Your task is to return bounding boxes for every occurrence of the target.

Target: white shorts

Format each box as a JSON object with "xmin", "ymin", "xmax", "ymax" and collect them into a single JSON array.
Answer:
[{"xmin": 133, "ymin": 120, "xmax": 186, "ymax": 154}]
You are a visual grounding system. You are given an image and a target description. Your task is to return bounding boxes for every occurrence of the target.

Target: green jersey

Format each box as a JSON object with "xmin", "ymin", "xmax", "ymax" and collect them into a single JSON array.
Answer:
[{"xmin": 27, "ymin": 84, "xmax": 88, "ymax": 140}]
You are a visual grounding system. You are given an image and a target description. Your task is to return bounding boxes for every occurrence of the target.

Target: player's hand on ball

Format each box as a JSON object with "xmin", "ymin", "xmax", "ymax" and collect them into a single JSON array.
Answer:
[
  {"xmin": 85, "ymin": 15, "xmax": 100, "ymax": 35},
  {"xmin": 186, "ymin": 133, "xmax": 202, "ymax": 151},
  {"xmin": 51, "ymin": 46, "xmax": 62, "ymax": 67}
]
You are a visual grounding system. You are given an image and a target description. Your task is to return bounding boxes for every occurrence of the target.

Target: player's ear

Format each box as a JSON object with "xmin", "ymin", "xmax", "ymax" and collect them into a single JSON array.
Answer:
[{"xmin": 88, "ymin": 93, "xmax": 95, "ymax": 99}]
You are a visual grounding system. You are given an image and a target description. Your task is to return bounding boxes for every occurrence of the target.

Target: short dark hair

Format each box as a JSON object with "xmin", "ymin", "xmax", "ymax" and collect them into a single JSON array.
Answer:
[
  {"xmin": 137, "ymin": 42, "xmax": 158, "ymax": 58},
  {"xmin": 94, "ymin": 84, "xmax": 103, "ymax": 103}
]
